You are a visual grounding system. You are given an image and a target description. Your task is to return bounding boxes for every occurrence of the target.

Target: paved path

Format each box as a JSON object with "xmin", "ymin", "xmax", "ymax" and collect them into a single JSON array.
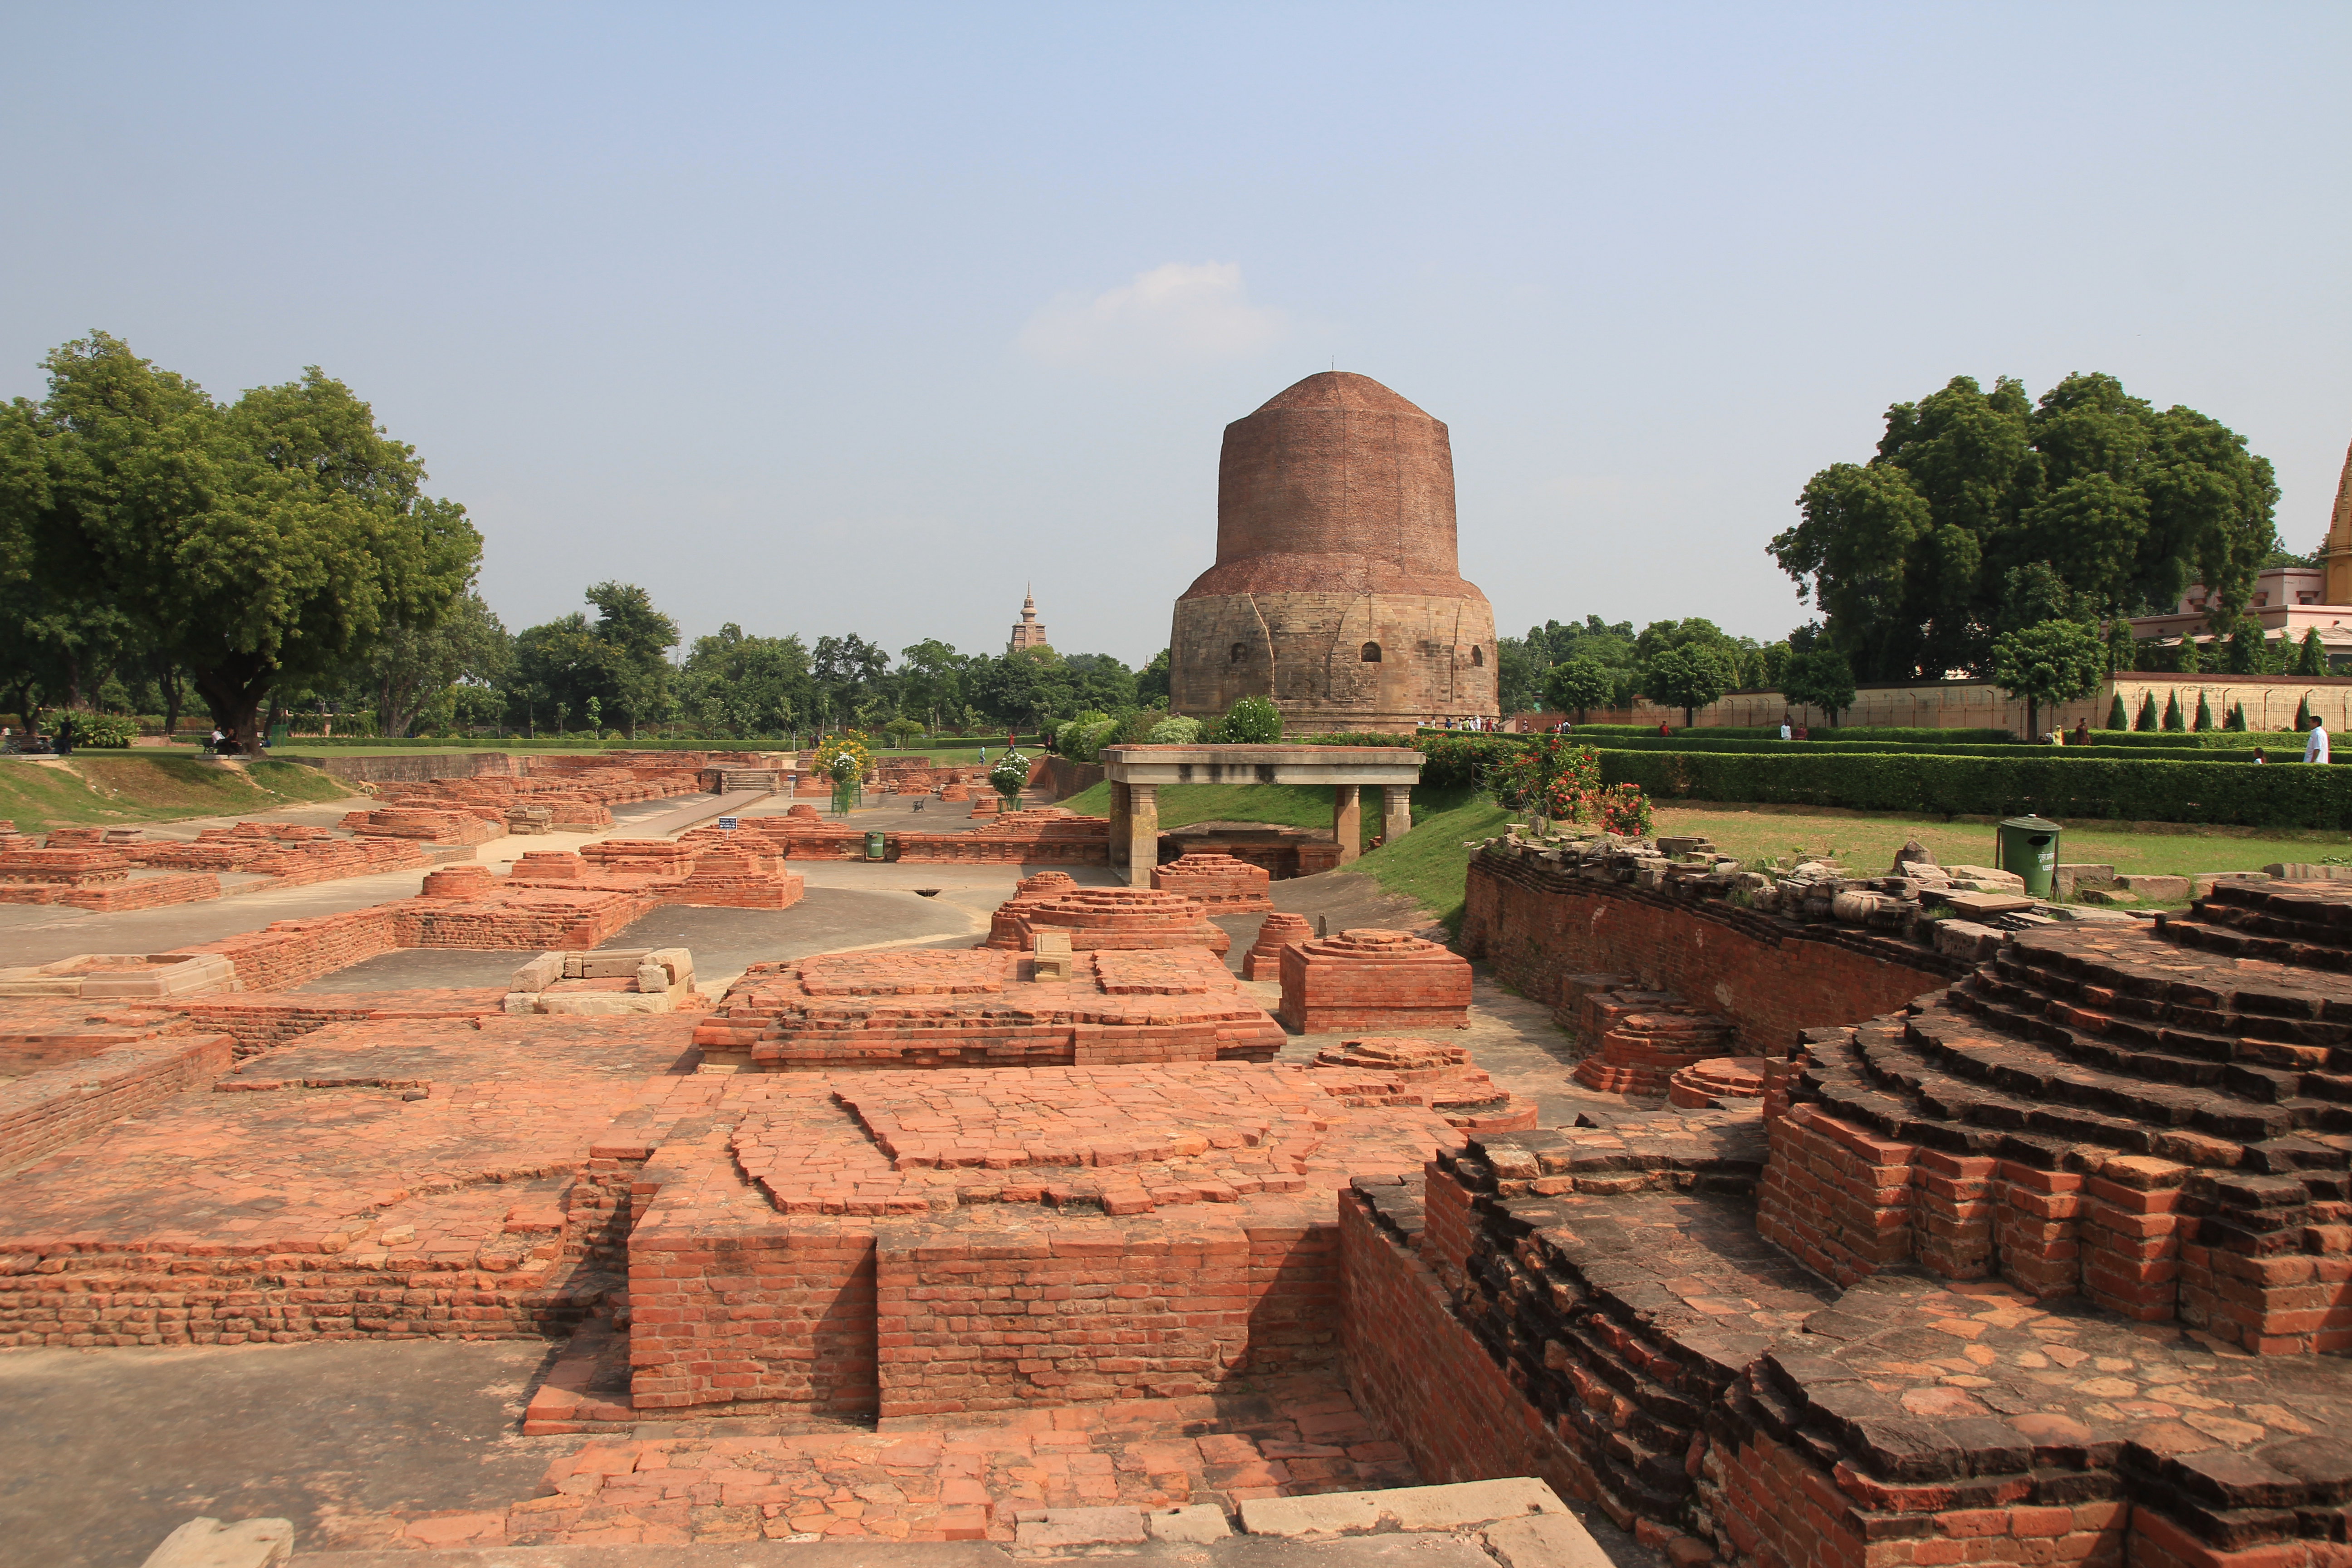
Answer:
[
  {"xmin": 621, "ymin": 789, "xmax": 780, "ymax": 838},
  {"xmin": 0, "ymin": 794, "xmax": 703, "ymax": 967}
]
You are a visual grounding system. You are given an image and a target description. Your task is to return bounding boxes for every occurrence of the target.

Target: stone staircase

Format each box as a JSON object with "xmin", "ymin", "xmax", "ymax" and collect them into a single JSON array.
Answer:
[{"xmin": 716, "ymin": 768, "xmax": 782, "ymax": 793}]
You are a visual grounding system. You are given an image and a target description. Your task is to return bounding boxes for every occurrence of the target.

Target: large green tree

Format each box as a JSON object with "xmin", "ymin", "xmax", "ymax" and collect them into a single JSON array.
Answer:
[
  {"xmin": 680, "ymin": 624, "xmax": 810, "ymax": 737},
  {"xmin": 1543, "ymin": 656, "xmax": 1615, "ymax": 724},
  {"xmin": 510, "ymin": 582, "xmax": 680, "ymax": 737},
  {"xmin": 1769, "ymin": 374, "xmax": 2278, "ymax": 682},
  {"xmin": 1643, "ymin": 642, "xmax": 1735, "ymax": 726},
  {"xmin": 349, "ymin": 588, "xmax": 510, "ymax": 737},
  {"xmin": 0, "ymin": 333, "xmax": 480, "ymax": 751},
  {"xmin": 1989, "ymin": 620, "xmax": 2107, "ymax": 739},
  {"xmin": 1780, "ymin": 647, "xmax": 1856, "ymax": 726}
]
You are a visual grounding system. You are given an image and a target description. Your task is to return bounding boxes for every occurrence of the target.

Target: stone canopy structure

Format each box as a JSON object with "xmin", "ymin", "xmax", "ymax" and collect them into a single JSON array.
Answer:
[{"xmin": 1170, "ymin": 372, "xmax": 1498, "ymax": 735}]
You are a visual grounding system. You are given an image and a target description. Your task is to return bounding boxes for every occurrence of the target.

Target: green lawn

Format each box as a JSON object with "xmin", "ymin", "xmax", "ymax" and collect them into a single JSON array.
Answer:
[
  {"xmin": 1651, "ymin": 804, "xmax": 2348, "ymax": 885},
  {"xmin": 1345, "ymin": 797, "xmax": 2348, "ymax": 931},
  {"xmin": 0, "ymin": 756, "xmax": 356, "ymax": 830},
  {"xmin": 1052, "ymin": 776, "xmax": 2352, "ymax": 931}
]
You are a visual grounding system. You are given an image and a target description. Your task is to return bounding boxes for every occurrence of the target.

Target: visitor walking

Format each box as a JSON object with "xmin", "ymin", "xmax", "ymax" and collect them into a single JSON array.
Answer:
[
  {"xmin": 2072, "ymin": 719, "xmax": 2090, "ymax": 747},
  {"xmin": 53, "ymin": 715, "xmax": 74, "ymax": 757},
  {"xmin": 2305, "ymin": 717, "xmax": 2330, "ymax": 764},
  {"xmin": 2253, "ymin": 747, "xmax": 2269, "ymax": 764}
]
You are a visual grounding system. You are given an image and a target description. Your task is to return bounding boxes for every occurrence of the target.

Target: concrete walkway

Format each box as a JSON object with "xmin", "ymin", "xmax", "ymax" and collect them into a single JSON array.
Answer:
[
  {"xmin": 0, "ymin": 793, "xmax": 708, "ymax": 967},
  {"xmin": 621, "ymin": 789, "xmax": 780, "ymax": 838}
]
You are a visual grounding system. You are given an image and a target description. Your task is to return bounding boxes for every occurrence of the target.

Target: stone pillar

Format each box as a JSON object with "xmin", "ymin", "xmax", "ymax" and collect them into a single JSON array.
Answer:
[
  {"xmin": 1126, "ymin": 784, "xmax": 1159, "ymax": 887},
  {"xmin": 1333, "ymin": 784, "xmax": 1362, "ymax": 866},
  {"xmin": 1381, "ymin": 784, "xmax": 1413, "ymax": 844},
  {"xmin": 1108, "ymin": 781, "xmax": 1130, "ymax": 869}
]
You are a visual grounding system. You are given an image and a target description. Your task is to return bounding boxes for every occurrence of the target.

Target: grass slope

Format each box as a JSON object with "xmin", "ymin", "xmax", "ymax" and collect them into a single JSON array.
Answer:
[
  {"xmin": 1348, "ymin": 788, "xmax": 1510, "ymax": 931},
  {"xmin": 1054, "ymin": 779, "xmax": 1507, "ymax": 930},
  {"xmin": 0, "ymin": 757, "xmax": 353, "ymax": 830}
]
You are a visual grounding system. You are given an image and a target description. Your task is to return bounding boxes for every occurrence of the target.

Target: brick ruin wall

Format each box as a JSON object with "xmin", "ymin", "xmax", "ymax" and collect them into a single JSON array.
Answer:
[
  {"xmin": 176, "ymin": 990, "xmax": 510, "ymax": 1057},
  {"xmin": 165, "ymin": 885, "xmax": 656, "ymax": 995},
  {"xmin": 0, "ymin": 1033, "xmax": 235, "ymax": 1176},
  {"xmin": 1459, "ymin": 853, "xmax": 1964, "ymax": 1054}
]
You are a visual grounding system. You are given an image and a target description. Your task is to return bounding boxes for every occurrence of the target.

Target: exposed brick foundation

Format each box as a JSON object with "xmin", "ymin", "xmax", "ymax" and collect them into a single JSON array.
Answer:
[
  {"xmin": 1460, "ymin": 853, "xmax": 1961, "ymax": 1053},
  {"xmin": 695, "ymin": 946, "xmax": 1285, "ymax": 1071},
  {"xmin": 1277, "ymin": 929, "xmax": 1472, "ymax": 1034}
]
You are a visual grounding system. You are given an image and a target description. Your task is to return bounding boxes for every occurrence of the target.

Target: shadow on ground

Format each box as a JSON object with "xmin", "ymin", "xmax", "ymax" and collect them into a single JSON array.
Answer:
[{"xmin": 0, "ymin": 1338, "xmax": 569, "ymax": 1568}]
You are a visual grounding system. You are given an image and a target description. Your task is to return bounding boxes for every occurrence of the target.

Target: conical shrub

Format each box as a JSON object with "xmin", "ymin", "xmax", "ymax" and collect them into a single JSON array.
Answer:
[
  {"xmin": 2194, "ymin": 691, "xmax": 2214, "ymax": 730},
  {"xmin": 2162, "ymin": 691, "xmax": 2185, "ymax": 730},
  {"xmin": 2135, "ymin": 693, "xmax": 2159, "ymax": 731},
  {"xmin": 2106, "ymin": 691, "xmax": 2128, "ymax": 730}
]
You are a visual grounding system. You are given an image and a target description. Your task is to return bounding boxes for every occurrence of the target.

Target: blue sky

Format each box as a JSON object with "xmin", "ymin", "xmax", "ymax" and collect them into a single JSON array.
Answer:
[{"xmin": 3, "ymin": 3, "xmax": 2345, "ymax": 667}]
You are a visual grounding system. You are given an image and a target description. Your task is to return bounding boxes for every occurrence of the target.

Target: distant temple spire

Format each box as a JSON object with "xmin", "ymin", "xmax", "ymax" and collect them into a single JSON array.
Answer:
[{"xmin": 1009, "ymin": 585, "xmax": 1051, "ymax": 652}]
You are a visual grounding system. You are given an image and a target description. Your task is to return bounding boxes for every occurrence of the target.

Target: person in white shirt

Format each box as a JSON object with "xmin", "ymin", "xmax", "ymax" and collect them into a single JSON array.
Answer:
[{"xmin": 2305, "ymin": 718, "xmax": 2330, "ymax": 764}]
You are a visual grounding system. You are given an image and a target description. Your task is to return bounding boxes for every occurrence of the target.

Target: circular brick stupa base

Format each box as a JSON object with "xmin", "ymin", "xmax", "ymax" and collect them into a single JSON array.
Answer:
[
  {"xmin": 1242, "ymin": 912, "xmax": 1314, "ymax": 981},
  {"xmin": 1667, "ymin": 1056, "xmax": 1767, "ymax": 1109},
  {"xmin": 1005, "ymin": 887, "xmax": 1232, "ymax": 956}
]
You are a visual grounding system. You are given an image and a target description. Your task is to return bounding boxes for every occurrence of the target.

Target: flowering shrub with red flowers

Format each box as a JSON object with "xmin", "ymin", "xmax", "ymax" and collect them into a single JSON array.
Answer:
[
  {"xmin": 1595, "ymin": 781, "xmax": 1653, "ymax": 837},
  {"xmin": 1486, "ymin": 735, "xmax": 1651, "ymax": 835}
]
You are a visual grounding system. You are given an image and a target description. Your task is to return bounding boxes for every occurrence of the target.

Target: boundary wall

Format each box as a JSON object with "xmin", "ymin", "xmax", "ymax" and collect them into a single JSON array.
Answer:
[{"xmin": 1511, "ymin": 672, "xmax": 2352, "ymax": 737}]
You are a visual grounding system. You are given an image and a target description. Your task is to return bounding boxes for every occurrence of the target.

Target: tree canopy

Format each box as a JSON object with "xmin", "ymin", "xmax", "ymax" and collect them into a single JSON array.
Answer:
[
  {"xmin": 1989, "ymin": 620, "xmax": 2107, "ymax": 738},
  {"xmin": 1769, "ymin": 373, "xmax": 2278, "ymax": 682},
  {"xmin": 0, "ymin": 333, "xmax": 482, "ymax": 748}
]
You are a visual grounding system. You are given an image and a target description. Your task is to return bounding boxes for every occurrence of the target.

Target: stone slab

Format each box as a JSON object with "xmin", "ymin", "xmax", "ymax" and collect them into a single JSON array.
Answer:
[
  {"xmin": 1481, "ymin": 1514, "xmax": 1614, "ymax": 1568},
  {"xmin": 142, "ymin": 1517, "xmax": 294, "ymax": 1568},
  {"xmin": 1147, "ymin": 1505, "xmax": 1236, "ymax": 1543},
  {"xmin": 1014, "ymin": 1507, "xmax": 1150, "ymax": 1549},
  {"xmin": 1240, "ymin": 1478, "xmax": 1565, "ymax": 1537}
]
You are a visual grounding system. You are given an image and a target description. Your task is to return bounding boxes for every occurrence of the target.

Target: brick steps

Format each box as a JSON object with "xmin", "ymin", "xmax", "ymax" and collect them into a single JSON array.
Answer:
[
  {"xmin": 1569, "ymin": 989, "xmax": 1739, "ymax": 1098},
  {"xmin": 1666, "ymin": 1056, "xmax": 1764, "ymax": 1108}
]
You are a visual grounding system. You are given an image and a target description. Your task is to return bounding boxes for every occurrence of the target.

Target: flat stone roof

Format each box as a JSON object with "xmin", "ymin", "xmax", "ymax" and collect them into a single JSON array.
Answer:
[{"xmin": 1099, "ymin": 745, "xmax": 1425, "ymax": 786}]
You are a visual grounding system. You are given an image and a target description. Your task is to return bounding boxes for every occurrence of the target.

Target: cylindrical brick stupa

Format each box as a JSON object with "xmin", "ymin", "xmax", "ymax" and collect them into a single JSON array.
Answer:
[{"xmin": 1169, "ymin": 372, "xmax": 1498, "ymax": 734}]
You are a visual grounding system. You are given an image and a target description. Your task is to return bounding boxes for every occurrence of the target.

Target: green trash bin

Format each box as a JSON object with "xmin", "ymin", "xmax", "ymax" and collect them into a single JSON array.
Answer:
[
  {"xmin": 863, "ymin": 830, "xmax": 887, "ymax": 862},
  {"xmin": 1995, "ymin": 814, "xmax": 2061, "ymax": 899}
]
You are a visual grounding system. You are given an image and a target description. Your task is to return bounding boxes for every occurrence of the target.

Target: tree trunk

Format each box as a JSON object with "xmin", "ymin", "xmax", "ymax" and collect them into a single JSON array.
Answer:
[
  {"xmin": 190, "ymin": 654, "xmax": 276, "ymax": 757},
  {"xmin": 158, "ymin": 664, "xmax": 183, "ymax": 737}
]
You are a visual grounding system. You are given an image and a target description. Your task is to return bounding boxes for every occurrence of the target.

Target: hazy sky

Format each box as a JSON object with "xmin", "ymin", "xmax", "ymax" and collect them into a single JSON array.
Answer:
[{"xmin": 4, "ymin": 3, "xmax": 2346, "ymax": 669}]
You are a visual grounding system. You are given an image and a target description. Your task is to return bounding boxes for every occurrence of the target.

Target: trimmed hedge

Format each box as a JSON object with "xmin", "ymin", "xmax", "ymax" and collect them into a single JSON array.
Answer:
[
  {"xmin": 1575, "ymin": 734, "xmax": 2273, "ymax": 764},
  {"xmin": 1559, "ymin": 724, "xmax": 2017, "ymax": 744},
  {"xmin": 2088, "ymin": 730, "xmax": 2307, "ymax": 750},
  {"xmin": 268, "ymin": 736, "xmax": 773, "ymax": 750},
  {"xmin": 1598, "ymin": 748, "xmax": 2352, "ymax": 829}
]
